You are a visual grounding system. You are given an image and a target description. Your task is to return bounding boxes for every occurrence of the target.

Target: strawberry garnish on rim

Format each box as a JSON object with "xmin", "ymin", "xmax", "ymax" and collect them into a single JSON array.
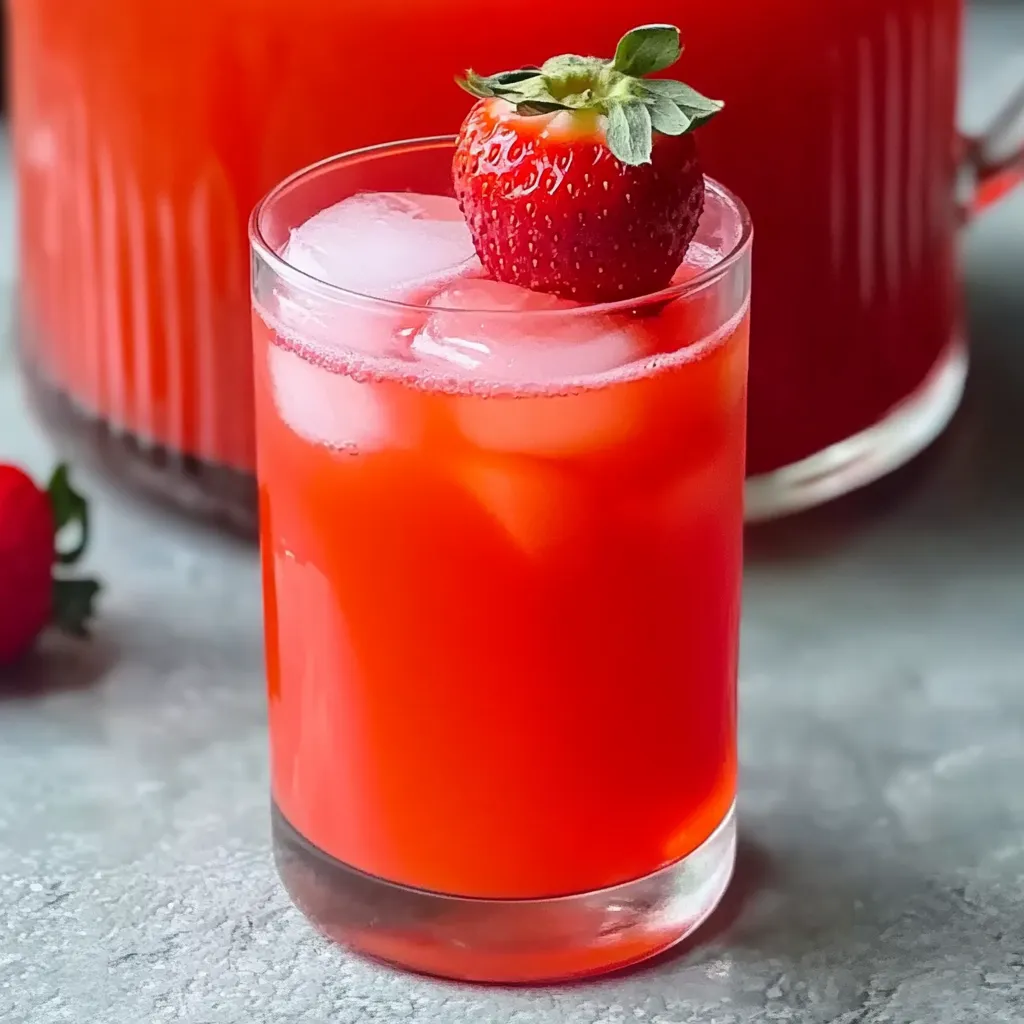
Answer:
[{"xmin": 452, "ymin": 24, "xmax": 723, "ymax": 304}]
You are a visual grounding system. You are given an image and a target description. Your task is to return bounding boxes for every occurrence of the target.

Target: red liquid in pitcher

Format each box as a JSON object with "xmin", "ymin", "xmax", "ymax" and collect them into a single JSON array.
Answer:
[
  {"xmin": 705, "ymin": 0, "xmax": 964, "ymax": 473},
  {"xmin": 10, "ymin": 0, "xmax": 962, "ymax": 483}
]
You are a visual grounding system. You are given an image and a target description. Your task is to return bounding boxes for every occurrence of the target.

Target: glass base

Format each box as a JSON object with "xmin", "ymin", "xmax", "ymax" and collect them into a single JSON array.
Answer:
[
  {"xmin": 272, "ymin": 802, "xmax": 736, "ymax": 984},
  {"xmin": 20, "ymin": 358, "xmax": 258, "ymax": 538},
  {"xmin": 744, "ymin": 336, "xmax": 968, "ymax": 522}
]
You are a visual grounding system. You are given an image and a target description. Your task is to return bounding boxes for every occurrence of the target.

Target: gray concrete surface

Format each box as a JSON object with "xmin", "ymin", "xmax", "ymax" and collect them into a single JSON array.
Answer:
[{"xmin": 1, "ymin": 8, "xmax": 1023, "ymax": 1022}]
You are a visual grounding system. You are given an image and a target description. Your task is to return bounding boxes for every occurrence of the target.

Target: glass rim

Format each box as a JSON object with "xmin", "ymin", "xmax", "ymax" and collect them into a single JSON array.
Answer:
[{"xmin": 249, "ymin": 135, "xmax": 753, "ymax": 319}]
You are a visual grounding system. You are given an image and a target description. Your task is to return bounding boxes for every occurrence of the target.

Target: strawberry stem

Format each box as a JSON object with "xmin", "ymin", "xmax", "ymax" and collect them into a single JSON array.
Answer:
[{"xmin": 457, "ymin": 24, "xmax": 723, "ymax": 166}]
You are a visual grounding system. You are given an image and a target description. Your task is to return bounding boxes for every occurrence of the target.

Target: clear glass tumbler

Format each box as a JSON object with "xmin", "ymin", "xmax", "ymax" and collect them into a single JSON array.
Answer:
[{"xmin": 249, "ymin": 138, "xmax": 752, "ymax": 983}]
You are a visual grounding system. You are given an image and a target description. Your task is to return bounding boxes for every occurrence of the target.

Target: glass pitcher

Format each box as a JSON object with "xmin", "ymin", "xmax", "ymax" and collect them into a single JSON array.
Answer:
[{"xmin": 8, "ymin": 0, "xmax": 1023, "ymax": 531}]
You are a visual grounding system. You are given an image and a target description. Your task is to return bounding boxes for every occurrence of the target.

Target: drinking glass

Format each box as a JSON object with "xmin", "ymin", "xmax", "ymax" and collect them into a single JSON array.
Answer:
[{"xmin": 249, "ymin": 138, "xmax": 752, "ymax": 982}]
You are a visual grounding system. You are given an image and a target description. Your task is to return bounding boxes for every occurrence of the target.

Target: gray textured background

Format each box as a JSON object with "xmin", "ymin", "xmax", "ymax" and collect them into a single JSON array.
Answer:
[{"xmin": 1, "ymin": 6, "xmax": 1024, "ymax": 1022}]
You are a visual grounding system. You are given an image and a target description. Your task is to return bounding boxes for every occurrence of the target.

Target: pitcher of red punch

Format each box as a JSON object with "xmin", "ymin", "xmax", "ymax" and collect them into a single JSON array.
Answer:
[{"xmin": 8, "ymin": 0, "xmax": 1024, "ymax": 528}]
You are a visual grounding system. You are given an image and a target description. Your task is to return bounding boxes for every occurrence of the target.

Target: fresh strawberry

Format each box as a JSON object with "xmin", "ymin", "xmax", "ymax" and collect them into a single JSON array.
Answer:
[
  {"xmin": 0, "ymin": 463, "xmax": 100, "ymax": 666},
  {"xmin": 453, "ymin": 24, "xmax": 723, "ymax": 304}
]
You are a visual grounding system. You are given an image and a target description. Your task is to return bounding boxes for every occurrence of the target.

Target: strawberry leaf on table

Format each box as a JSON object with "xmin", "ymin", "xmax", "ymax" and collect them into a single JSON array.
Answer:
[
  {"xmin": 48, "ymin": 463, "xmax": 101, "ymax": 637},
  {"xmin": 52, "ymin": 577, "xmax": 102, "ymax": 638},
  {"xmin": 47, "ymin": 462, "xmax": 90, "ymax": 565}
]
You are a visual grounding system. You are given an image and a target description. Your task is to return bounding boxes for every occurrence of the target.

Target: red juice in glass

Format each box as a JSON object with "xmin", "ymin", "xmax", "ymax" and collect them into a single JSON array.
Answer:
[{"xmin": 250, "ymin": 137, "xmax": 751, "ymax": 982}]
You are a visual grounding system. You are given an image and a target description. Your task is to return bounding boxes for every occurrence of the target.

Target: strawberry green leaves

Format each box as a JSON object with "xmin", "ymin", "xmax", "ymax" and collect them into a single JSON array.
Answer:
[
  {"xmin": 46, "ymin": 463, "xmax": 101, "ymax": 637},
  {"xmin": 459, "ymin": 68, "xmax": 571, "ymax": 116},
  {"xmin": 48, "ymin": 463, "xmax": 90, "ymax": 565},
  {"xmin": 646, "ymin": 94, "xmax": 692, "ymax": 136},
  {"xmin": 459, "ymin": 68, "xmax": 542, "ymax": 101},
  {"xmin": 610, "ymin": 25, "xmax": 723, "ymax": 162},
  {"xmin": 640, "ymin": 77, "xmax": 724, "ymax": 130},
  {"xmin": 52, "ymin": 578, "xmax": 101, "ymax": 637},
  {"xmin": 456, "ymin": 22, "xmax": 722, "ymax": 167},
  {"xmin": 612, "ymin": 24, "xmax": 682, "ymax": 78},
  {"xmin": 606, "ymin": 101, "xmax": 655, "ymax": 166}
]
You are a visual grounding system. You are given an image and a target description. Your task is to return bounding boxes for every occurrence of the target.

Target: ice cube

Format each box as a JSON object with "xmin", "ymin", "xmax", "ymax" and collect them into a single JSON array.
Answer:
[
  {"xmin": 270, "ymin": 283, "xmax": 420, "ymax": 363},
  {"xmin": 455, "ymin": 387, "xmax": 641, "ymax": 458},
  {"xmin": 677, "ymin": 241, "xmax": 720, "ymax": 274},
  {"xmin": 433, "ymin": 278, "xmax": 571, "ymax": 313},
  {"xmin": 411, "ymin": 278, "xmax": 646, "ymax": 456},
  {"xmin": 282, "ymin": 192, "xmax": 477, "ymax": 300},
  {"xmin": 412, "ymin": 278, "xmax": 642, "ymax": 384},
  {"xmin": 460, "ymin": 456, "xmax": 583, "ymax": 556},
  {"xmin": 268, "ymin": 343, "xmax": 416, "ymax": 452}
]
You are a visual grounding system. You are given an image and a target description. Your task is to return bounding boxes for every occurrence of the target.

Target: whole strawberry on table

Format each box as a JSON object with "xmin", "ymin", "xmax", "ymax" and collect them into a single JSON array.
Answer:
[
  {"xmin": 0, "ymin": 462, "xmax": 101, "ymax": 667},
  {"xmin": 453, "ymin": 23, "xmax": 723, "ymax": 304}
]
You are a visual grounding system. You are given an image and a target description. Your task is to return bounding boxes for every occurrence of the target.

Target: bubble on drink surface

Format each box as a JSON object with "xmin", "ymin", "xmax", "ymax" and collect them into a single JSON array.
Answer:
[
  {"xmin": 268, "ymin": 342, "xmax": 416, "ymax": 451},
  {"xmin": 282, "ymin": 192, "xmax": 479, "ymax": 300}
]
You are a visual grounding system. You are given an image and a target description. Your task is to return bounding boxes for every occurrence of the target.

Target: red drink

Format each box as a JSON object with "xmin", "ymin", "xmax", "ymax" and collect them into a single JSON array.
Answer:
[{"xmin": 251, "ymin": 140, "xmax": 751, "ymax": 981}]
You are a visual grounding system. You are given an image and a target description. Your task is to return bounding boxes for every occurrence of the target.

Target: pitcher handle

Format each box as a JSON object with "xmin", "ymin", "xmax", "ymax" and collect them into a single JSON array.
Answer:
[{"xmin": 960, "ymin": 80, "xmax": 1024, "ymax": 220}]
